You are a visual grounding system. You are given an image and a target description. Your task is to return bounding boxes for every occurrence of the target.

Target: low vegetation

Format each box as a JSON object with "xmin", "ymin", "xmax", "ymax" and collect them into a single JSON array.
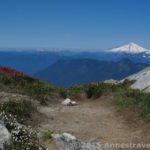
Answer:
[
  {"xmin": 68, "ymin": 80, "xmax": 150, "ymax": 122},
  {"xmin": 0, "ymin": 68, "xmax": 52, "ymax": 149},
  {"xmin": 0, "ymin": 112, "xmax": 45, "ymax": 150},
  {"xmin": 42, "ymin": 130, "xmax": 53, "ymax": 141},
  {"xmin": 0, "ymin": 100, "xmax": 34, "ymax": 123},
  {"xmin": 0, "ymin": 66, "xmax": 25, "ymax": 78},
  {"xmin": 67, "ymin": 85, "xmax": 86, "ymax": 96},
  {"xmin": 0, "ymin": 74, "xmax": 57, "ymax": 104}
]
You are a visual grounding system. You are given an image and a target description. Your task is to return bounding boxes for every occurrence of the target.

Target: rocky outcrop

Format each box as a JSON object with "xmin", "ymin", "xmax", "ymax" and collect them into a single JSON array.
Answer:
[
  {"xmin": 104, "ymin": 79, "xmax": 118, "ymax": 84},
  {"xmin": 52, "ymin": 133, "xmax": 102, "ymax": 150},
  {"xmin": 125, "ymin": 67, "xmax": 150, "ymax": 92},
  {"xmin": 0, "ymin": 122, "xmax": 11, "ymax": 150}
]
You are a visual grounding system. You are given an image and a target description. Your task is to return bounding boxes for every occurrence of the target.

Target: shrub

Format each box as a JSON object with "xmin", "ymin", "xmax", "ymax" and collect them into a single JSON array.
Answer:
[
  {"xmin": 86, "ymin": 83, "xmax": 117, "ymax": 99},
  {"xmin": 1, "ymin": 112, "xmax": 46, "ymax": 150},
  {"xmin": 42, "ymin": 130, "xmax": 53, "ymax": 141},
  {"xmin": 86, "ymin": 85, "xmax": 102, "ymax": 98},
  {"xmin": 0, "ymin": 100, "xmax": 34, "ymax": 122},
  {"xmin": 137, "ymin": 93, "xmax": 150, "ymax": 122},
  {"xmin": 59, "ymin": 88, "xmax": 67, "ymax": 98},
  {"xmin": 68, "ymin": 85, "xmax": 86, "ymax": 96},
  {"xmin": 115, "ymin": 87, "xmax": 150, "ymax": 122},
  {"xmin": 0, "ymin": 75, "xmax": 12, "ymax": 85}
]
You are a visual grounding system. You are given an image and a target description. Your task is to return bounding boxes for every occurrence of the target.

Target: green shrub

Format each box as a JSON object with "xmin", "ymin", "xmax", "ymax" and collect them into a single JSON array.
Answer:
[
  {"xmin": 115, "ymin": 87, "xmax": 150, "ymax": 122},
  {"xmin": 86, "ymin": 83, "xmax": 117, "ymax": 99},
  {"xmin": 59, "ymin": 88, "xmax": 67, "ymax": 98},
  {"xmin": 0, "ymin": 75, "xmax": 57, "ymax": 104},
  {"xmin": 68, "ymin": 85, "xmax": 86, "ymax": 96},
  {"xmin": 86, "ymin": 85, "xmax": 102, "ymax": 98},
  {"xmin": 0, "ymin": 75, "xmax": 12, "ymax": 85},
  {"xmin": 42, "ymin": 130, "xmax": 53, "ymax": 141}
]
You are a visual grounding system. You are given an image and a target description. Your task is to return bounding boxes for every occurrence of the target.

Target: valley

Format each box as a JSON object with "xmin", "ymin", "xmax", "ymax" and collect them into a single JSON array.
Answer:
[{"xmin": 35, "ymin": 58, "xmax": 148, "ymax": 87}]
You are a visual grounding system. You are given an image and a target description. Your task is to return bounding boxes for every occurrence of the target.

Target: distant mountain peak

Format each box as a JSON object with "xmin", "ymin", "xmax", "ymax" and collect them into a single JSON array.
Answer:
[{"xmin": 110, "ymin": 42, "xmax": 148, "ymax": 54}]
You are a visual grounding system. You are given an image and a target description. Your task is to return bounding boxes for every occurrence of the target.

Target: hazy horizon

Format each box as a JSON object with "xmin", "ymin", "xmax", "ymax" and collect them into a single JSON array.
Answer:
[{"xmin": 0, "ymin": 42, "xmax": 149, "ymax": 52}]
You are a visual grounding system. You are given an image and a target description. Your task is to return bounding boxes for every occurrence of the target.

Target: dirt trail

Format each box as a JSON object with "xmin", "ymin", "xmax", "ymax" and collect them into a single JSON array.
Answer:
[{"xmin": 36, "ymin": 96, "xmax": 150, "ymax": 150}]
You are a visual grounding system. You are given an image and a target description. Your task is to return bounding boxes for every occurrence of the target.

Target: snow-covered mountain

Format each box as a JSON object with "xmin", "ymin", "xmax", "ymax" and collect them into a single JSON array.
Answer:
[
  {"xmin": 125, "ymin": 67, "xmax": 150, "ymax": 92},
  {"xmin": 105, "ymin": 42, "xmax": 150, "ymax": 61},
  {"xmin": 110, "ymin": 42, "xmax": 149, "ymax": 54}
]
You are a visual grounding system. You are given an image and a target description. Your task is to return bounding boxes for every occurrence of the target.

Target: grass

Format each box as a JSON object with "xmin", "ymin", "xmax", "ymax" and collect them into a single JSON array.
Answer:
[
  {"xmin": 68, "ymin": 85, "xmax": 86, "ymax": 96},
  {"xmin": 0, "ymin": 68, "xmax": 57, "ymax": 149},
  {"xmin": 68, "ymin": 80, "xmax": 150, "ymax": 122},
  {"xmin": 0, "ymin": 70, "xmax": 149, "ymax": 122},
  {"xmin": 0, "ymin": 99, "xmax": 34, "ymax": 122},
  {"xmin": 0, "ymin": 75, "xmax": 57, "ymax": 104}
]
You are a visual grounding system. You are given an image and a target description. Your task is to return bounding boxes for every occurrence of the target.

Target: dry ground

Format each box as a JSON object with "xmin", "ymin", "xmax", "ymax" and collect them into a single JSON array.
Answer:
[{"xmin": 34, "ymin": 95, "xmax": 150, "ymax": 150}]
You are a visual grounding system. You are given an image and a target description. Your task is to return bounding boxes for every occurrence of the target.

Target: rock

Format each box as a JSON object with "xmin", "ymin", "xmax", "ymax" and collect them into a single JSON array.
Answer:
[
  {"xmin": 52, "ymin": 133, "xmax": 102, "ymax": 150},
  {"xmin": 125, "ymin": 67, "xmax": 150, "ymax": 92},
  {"xmin": 70, "ymin": 101, "xmax": 77, "ymax": 105},
  {"xmin": 0, "ymin": 123, "xmax": 11, "ymax": 150},
  {"xmin": 62, "ymin": 98, "xmax": 77, "ymax": 106},
  {"xmin": 62, "ymin": 133, "xmax": 76, "ymax": 141},
  {"xmin": 62, "ymin": 98, "xmax": 71, "ymax": 105},
  {"xmin": 104, "ymin": 79, "xmax": 118, "ymax": 84}
]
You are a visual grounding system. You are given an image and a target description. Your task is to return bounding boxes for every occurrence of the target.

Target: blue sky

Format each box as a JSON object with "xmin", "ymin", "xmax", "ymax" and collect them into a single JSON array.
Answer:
[{"xmin": 0, "ymin": 0, "xmax": 150, "ymax": 49}]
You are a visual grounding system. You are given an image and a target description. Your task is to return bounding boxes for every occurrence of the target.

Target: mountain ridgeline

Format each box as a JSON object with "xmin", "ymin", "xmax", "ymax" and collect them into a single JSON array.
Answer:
[
  {"xmin": 0, "ymin": 43, "xmax": 150, "ymax": 76},
  {"xmin": 35, "ymin": 58, "xmax": 148, "ymax": 88},
  {"xmin": 0, "ymin": 42, "xmax": 150, "ymax": 88}
]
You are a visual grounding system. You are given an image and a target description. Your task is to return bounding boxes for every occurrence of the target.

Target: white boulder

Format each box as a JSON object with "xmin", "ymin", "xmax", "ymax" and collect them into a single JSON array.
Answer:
[
  {"xmin": 71, "ymin": 101, "xmax": 77, "ymax": 105},
  {"xmin": 62, "ymin": 133, "xmax": 76, "ymax": 141},
  {"xmin": 62, "ymin": 98, "xmax": 77, "ymax": 106},
  {"xmin": 125, "ymin": 67, "xmax": 150, "ymax": 92},
  {"xmin": 52, "ymin": 133, "xmax": 102, "ymax": 150}
]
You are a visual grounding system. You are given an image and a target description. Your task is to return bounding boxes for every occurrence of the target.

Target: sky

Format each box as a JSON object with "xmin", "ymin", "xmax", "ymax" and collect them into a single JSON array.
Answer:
[{"xmin": 0, "ymin": 0, "xmax": 150, "ymax": 50}]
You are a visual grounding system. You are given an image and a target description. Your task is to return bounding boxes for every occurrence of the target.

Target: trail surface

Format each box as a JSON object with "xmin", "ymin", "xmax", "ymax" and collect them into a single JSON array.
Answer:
[{"xmin": 37, "ymin": 96, "xmax": 150, "ymax": 150}]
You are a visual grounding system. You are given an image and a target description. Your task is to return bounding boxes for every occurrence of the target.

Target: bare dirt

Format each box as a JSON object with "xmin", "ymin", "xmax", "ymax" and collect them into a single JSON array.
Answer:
[{"xmin": 35, "ymin": 95, "xmax": 150, "ymax": 150}]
